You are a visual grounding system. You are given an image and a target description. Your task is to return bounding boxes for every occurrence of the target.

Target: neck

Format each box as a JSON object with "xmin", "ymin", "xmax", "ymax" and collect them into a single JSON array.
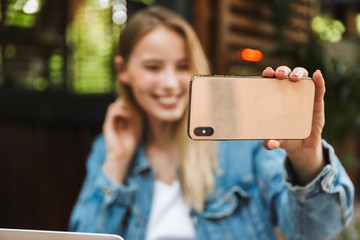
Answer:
[
  {"xmin": 145, "ymin": 117, "xmax": 173, "ymax": 149},
  {"xmin": 145, "ymin": 117, "xmax": 177, "ymax": 185}
]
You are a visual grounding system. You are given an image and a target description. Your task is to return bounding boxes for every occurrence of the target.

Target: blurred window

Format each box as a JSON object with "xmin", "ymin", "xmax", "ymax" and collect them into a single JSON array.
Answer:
[
  {"xmin": 67, "ymin": 0, "xmax": 120, "ymax": 94},
  {"xmin": 0, "ymin": 0, "xmax": 152, "ymax": 94}
]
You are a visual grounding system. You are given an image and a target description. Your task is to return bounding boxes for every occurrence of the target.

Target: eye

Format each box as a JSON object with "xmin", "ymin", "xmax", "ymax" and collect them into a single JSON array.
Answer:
[
  {"xmin": 145, "ymin": 65, "xmax": 160, "ymax": 71},
  {"xmin": 177, "ymin": 63, "xmax": 189, "ymax": 71}
]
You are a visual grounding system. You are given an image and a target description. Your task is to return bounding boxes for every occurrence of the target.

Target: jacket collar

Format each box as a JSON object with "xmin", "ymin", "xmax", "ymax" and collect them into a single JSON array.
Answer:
[{"xmin": 129, "ymin": 144, "xmax": 152, "ymax": 174}]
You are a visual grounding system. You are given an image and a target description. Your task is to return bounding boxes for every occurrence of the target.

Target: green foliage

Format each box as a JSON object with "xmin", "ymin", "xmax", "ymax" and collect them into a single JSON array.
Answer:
[
  {"xmin": 67, "ymin": 0, "xmax": 155, "ymax": 94},
  {"xmin": 357, "ymin": 14, "xmax": 360, "ymax": 36},
  {"xmin": 0, "ymin": 45, "xmax": 3, "ymax": 88},
  {"xmin": 33, "ymin": 76, "xmax": 48, "ymax": 91},
  {"xmin": 137, "ymin": 0, "xmax": 155, "ymax": 5},
  {"xmin": 338, "ymin": 218, "xmax": 360, "ymax": 240},
  {"xmin": 67, "ymin": 0, "xmax": 121, "ymax": 94},
  {"xmin": 4, "ymin": 44, "xmax": 17, "ymax": 59},
  {"xmin": 3, "ymin": 0, "xmax": 45, "ymax": 28},
  {"xmin": 267, "ymin": 0, "xmax": 292, "ymax": 38},
  {"xmin": 312, "ymin": 15, "xmax": 346, "ymax": 43},
  {"xmin": 49, "ymin": 49, "xmax": 64, "ymax": 86},
  {"xmin": 1, "ymin": 0, "xmax": 156, "ymax": 94}
]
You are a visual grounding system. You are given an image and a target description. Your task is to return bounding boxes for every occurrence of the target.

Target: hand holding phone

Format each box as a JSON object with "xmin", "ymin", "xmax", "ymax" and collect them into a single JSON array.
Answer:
[{"xmin": 187, "ymin": 75, "xmax": 315, "ymax": 140}]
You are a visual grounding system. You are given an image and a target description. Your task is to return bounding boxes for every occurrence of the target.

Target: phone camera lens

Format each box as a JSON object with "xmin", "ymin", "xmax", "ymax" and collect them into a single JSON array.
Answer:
[{"xmin": 194, "ymin": 127, "xmax": 214, "ymax": 136}]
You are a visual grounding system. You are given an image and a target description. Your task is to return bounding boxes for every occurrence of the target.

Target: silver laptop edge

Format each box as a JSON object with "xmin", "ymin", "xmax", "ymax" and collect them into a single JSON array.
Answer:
[{"xmin": 0, "ymin": 228, "xmax": 124, "ymax": 240}]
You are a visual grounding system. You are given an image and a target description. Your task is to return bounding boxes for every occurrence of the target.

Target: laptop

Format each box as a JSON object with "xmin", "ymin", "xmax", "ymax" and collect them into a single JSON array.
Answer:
[{"xmin": 0, "ymin": 228, "xmax": 124, "ymax": 240}]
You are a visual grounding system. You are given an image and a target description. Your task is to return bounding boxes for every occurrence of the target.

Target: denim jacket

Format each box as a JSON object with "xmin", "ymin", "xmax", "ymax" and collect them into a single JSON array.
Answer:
[{"xmin": 69, "ymin": 135, "xmax": 354, "ymax": 240}]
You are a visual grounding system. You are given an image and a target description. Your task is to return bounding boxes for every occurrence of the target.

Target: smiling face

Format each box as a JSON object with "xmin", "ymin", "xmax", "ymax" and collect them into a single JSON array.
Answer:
[{"xmin": 119, "ymin": 26, "xmax": 192, "ymax": 124}]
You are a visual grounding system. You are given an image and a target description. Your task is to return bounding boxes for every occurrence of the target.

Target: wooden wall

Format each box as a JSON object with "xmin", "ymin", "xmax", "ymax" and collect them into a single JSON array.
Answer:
[
  {"xmin": 0, "ymin": 121, "xmax": 98, "ymax": 230},
  {"xmin": 0, "ymin": 92, "xmax": 113, "ymax": 230},
  {"xmin": 193, "ymin": 0, "xmax": 319, "ymax": 74}
]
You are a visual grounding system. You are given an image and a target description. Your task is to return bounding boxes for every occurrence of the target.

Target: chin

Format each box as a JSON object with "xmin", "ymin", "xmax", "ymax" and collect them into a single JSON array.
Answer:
[
  {"xmin": 161, "ymin": 115, "xmax": 184, "ymax": 123},
  {"xmin": 158, "ymin": 111, "xmax": 185, "ymax": 123}
]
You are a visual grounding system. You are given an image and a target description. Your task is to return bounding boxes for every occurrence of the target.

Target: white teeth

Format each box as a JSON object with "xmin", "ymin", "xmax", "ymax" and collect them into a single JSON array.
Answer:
[{"xmin": 158, "ymin": 96, "xmax": 178, "ymax": 104}]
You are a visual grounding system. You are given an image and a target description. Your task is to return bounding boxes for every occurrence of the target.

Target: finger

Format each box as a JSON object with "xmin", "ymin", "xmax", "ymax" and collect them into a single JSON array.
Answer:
[
  {"xmin": 105, "ymin": 103, "xmax": 125, "ymax": 124},
  {"xmin": 275, "ymin": 66, "xmax": 291, "ymax": 80},
  {"xmin": 289, "ymin": 67, "xmax": 309, "ymax": 82},
  {"xmin": 262, "ymin": 139, "xmax": 281, "ymax": 150},
  {"xmin": 104, "ymin": 101, "xmax": 131, "ymax": 132},
  {"xmin": 262, "ymin": 67, "xmax": 275, "ymax": 78},
  {"xmin": 312, "ymin": 69, "xmax": 326, "ymax": 103}
]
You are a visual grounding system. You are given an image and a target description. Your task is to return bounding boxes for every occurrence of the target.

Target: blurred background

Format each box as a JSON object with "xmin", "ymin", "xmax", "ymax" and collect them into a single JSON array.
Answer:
[{"xmin": 0, "ymin": 0, "xmax": 359, "ymax": 239}]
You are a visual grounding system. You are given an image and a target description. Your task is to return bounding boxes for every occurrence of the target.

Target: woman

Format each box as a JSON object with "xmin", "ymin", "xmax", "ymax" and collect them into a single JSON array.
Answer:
[{"xmin": 69, "ymin": 6, "xmax": 354, "ymax": 240}]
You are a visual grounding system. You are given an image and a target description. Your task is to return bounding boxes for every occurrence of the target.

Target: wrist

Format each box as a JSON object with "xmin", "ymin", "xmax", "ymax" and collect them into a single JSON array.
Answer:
[
  {"xmin": 286, "ymin": 142, "xmax": 325, "ymax": 185},
  {"xmin": 103, "ymin": 155, "xmax": 131, "ymax": 184}
]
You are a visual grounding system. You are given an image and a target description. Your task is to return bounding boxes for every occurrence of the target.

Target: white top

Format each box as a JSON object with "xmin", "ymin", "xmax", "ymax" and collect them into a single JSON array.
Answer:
[{"xmin": 145, "ymin": 180, "xmax": 196, "ymax": 240}]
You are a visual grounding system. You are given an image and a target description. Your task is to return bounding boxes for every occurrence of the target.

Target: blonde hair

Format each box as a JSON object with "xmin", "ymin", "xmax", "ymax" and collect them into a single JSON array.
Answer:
[{"xmin": 117, "ymin": 6, "xmax": 217, "ymax": 210}]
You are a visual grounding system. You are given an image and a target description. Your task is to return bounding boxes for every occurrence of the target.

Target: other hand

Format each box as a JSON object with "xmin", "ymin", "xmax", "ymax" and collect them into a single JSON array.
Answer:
[
  {"xmin": 261, "ymin": 66, "xmax": 326, "ymax": 184},
  {"xmin": 102, "ymin": 98, "xmax": 142, "ymax": 183}
]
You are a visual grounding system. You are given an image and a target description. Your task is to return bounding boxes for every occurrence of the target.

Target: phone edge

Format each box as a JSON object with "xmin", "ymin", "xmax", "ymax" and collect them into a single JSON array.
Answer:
[{"xmin": 187, "ymin": 75, "xmax": 315, "ymax": 141}]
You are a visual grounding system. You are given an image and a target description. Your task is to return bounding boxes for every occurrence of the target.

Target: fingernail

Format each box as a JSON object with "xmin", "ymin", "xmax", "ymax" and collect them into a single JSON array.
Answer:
[
  {"xmin": 291, "ymin": 72, "xmax": 300, "ymax": 78},
  {"xmin": 277, "ymin": 70, "xmax": 286, "ymax": 74},
  {"xmin": 268, "ymin": 142, "xmax": 274, "ymax": 150}
]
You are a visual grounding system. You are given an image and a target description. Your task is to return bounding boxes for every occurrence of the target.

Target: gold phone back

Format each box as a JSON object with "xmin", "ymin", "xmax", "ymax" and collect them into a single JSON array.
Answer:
[{"xmin": 187, "ymin": 75, "xmax": 315, "ymax": 140}]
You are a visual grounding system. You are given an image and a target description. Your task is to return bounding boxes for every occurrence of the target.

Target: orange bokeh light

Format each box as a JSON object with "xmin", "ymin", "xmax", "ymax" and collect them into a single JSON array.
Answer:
[{"xmin": 238, "ymin": 48, "xmax": 263, "ymax": 62}]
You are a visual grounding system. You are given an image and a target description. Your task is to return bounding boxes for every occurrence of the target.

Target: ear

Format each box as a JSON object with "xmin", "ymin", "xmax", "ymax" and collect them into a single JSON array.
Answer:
[{"xmin": 114, "ymin": 56, "xmax": 130, "ymax": 84}]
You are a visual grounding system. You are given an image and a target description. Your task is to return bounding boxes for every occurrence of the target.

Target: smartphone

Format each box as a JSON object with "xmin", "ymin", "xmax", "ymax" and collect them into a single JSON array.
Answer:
[{"xmin": 187, "ymin": 75, "xmax": 315, "ymax": 140}]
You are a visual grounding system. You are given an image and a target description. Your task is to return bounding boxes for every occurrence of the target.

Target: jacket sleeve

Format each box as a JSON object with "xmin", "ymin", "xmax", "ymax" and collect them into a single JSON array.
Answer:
[
  {"xmin": 69, "ymin": 135, "xmax": 136, "ymax": 235},
  {"xmin": 253, "ymin": 140, "xmax": 354, "ymax": 240}
]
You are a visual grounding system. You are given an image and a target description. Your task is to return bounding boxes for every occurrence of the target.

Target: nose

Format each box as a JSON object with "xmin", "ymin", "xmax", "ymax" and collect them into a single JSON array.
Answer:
[{"xmin": 160, "ymin": 67, "xmax": 180, "ymax": 90}]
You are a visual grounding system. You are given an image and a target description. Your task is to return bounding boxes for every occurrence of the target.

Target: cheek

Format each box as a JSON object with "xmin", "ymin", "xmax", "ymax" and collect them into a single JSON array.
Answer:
[
  {"xmin": 180, "ymin": 73, "xmax": 192, "ymax": 90},
  {"xmin": 130, "ymin": 72, "xmax": 156, "ymax": 94}
]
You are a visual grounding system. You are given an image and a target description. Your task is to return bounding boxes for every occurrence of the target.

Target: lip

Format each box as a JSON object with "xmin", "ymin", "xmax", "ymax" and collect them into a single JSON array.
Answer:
[{"xmin": 155, "ymin": 95, "xmax": 182, "ymax": 109}]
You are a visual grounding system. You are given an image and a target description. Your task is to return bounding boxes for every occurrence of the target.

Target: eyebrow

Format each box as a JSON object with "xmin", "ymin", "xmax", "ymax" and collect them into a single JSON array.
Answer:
[{"xmin": 141, "ymin": 58, "xmax": 189, "ymax": 64}]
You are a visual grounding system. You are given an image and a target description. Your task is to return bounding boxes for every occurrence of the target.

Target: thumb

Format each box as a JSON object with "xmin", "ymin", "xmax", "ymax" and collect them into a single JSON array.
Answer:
[{"xmin": 262, "ymin": 139, "xmax": 283, "ymax": 150}]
